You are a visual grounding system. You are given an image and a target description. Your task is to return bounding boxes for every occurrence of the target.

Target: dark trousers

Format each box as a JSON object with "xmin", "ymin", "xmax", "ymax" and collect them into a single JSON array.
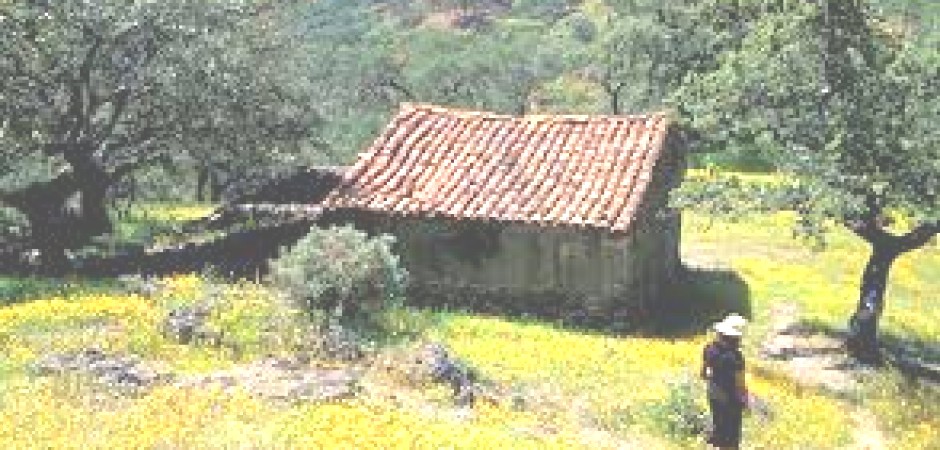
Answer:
[{"xmin": 708, "ymin": 398, "xmax": 743, "ymax": 448}]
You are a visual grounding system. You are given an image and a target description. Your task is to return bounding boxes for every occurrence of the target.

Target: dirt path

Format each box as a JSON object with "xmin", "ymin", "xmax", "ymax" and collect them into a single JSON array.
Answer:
[
  {"xmin": 848, "ymin": 409, "xmax": 886, "ymax": 450},
  {"xmin": 759, "ymin": 303, "xmax": 887, "ymax": 450},
  {"xmin": 759, "ymin": 303, "xmax": 860, "ymax": 394}
]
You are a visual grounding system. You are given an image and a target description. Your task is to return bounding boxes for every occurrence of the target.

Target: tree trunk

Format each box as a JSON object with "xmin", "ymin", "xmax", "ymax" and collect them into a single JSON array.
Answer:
[
  {"xmin": 80, "ymin": 182, "xmax": 113, "ymax": 236},
  {"xmin": 27, "ymin": 206, "xmax": 72, "ymax": 270},
  {"xmin": 846, "ymin": 246, "xmax": 898, "ymax": 362},
  {"xmin": 128, "ymin": 175, "xmax": 136, "ymax": 203},
  {"xmin": 844, "ymin": 212, "xmax": 937, "ymax": 363},
  {"xmin": 27, "ymin": 190, "xmax": 111, "ymax": 271},
  {"xmin": 209, "ymin": 170, "xmax": 224, "ymax": 202},
  {"xmin": 197, "ymin": 166, "xmax": 209, "ymax": 202},
  {"xmin": 1, "ymin": 168, "xmax": 115, "ymax": 272}
]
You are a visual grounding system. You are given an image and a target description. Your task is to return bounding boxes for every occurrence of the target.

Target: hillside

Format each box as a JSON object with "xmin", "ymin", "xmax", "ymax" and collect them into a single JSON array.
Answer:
[
  {"xmin": 305, "ymin": 0, "xmax": 939, "ymax": 164},
  {"xmin": 1, "ymin": 207, "xmax": 937, "ymax": 448}
]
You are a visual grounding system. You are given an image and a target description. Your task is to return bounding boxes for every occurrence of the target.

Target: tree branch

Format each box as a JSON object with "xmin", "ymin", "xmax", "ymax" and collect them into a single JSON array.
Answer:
[
  {"xmin": 60, "ymin": 33, "xmax": 103, "ymax": 148},
  {"xmin": 897, "ymin": 222, "xmax": 939, "ymax": 254},
  {"xmin": 383, "ymin": 78, "xmax": 415, "ymax": 101},
  {"xmin": 0, "ymin": 170, "xmax": 80, "ymax": 211},
  {"xmin": 5, "ymin": 46, "xmax": 58, "ymax": 109},
  {"xmin": 79, "ymin": 32, "xmax": 103, "ymax": 132},
  {"xmin": 845, "ymin": 218, "xmax": 884, "ymax": 245},
  {"xmin": 93, "ymin": 88, "xmax": 131, "ymax": 147},
  {"xmin": 843, "ymin": 193, "xmax": 891, "ymax": 245},
  {"xmin": 86, "ymin": 23, "xmax": 162, "ymax": 145}
]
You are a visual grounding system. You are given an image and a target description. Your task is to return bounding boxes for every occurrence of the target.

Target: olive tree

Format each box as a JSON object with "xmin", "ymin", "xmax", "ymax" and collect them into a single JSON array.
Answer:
[
  {"xmin": 0, "ymin": 0, "xmax": 320, "ymax": 267},
  {"xmin": 674, "ymin": 0, "xmax": 938, "ymax": 359}
]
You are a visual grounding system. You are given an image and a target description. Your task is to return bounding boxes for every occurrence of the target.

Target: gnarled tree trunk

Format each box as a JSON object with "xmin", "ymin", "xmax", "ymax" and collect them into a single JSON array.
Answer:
[
  {"xmin": 846, "ymin": 246, "xmax": 898, "ymax": 362},
  {"xmin": 1, "ymin": 151, "xmax": 118, "ymax": 272},
  {"xmin": 197, "ymin": 166, "xmax": 210, "ymax": 202},
  {"xmin": 846, "ymin": 213, "xmax": 937, "ymax": 362}
]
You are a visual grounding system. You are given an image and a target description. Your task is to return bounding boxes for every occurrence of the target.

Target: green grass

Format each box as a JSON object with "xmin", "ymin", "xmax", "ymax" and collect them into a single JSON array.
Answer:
[
  {"xmin": 0, "ymin": 276, "xmax": 124, "ymax": 306},
  {"xmin": 79, "ymin": 203, "xmax": 218, "ymax": 254},
  {"xmin": 681, "ymin": 211, "xmax": 940, "ymax": 449},
  {"xmin": 0, "ymin": 205, "xmax": 937, "ymax": 448}
]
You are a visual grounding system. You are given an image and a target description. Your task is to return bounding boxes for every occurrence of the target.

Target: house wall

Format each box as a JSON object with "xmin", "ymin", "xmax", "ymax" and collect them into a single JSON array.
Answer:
[
  {"xmin": 377, "ymin": 218, "xmax": 651, "ymax": 321},
  {"xmin": 631, "ymin": 127, "xmax": 685, "ymax": 298}
]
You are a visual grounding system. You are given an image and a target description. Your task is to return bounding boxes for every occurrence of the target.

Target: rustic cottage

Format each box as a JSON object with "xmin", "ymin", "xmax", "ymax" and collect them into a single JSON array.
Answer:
[{"xmin": 322, "ymin": 103, "xmax": 685, "ymax": 322}]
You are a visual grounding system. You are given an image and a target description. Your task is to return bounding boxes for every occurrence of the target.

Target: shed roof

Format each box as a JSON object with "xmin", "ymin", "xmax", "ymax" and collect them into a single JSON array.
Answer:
[{"xmin": 323, "ymin": 103, "xmax": 672, "ymax": 232}]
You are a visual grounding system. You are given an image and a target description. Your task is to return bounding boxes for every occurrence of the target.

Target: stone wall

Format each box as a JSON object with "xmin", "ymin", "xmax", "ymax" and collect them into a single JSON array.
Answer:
[
  {"xmin": 630, "ymin": 127, "xmax": 685, "ymax": 300},
  {"xmin": 382, "ymin": 218, "xmax": 649, "ymax": 321}
]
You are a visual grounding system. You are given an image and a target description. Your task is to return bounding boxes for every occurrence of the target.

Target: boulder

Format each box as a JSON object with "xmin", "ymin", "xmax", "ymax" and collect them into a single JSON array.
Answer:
[
  {"xmin": 175, "ymin": 356, "xmax": 361, "ymax": 403},
  {"xmin": 376, "ymin": 342, "xmax": 478, "ymax": 406},
  {"xmin": 33, "ymin": 347, "xmax": 173, "ymax": 390},
  {"xmin": 162, "ymin": 304, "xmax": 220, "ymax": 345},
  {"xmin": 310, "ymin": 323, "xmax": 366, "ymax": 361}
]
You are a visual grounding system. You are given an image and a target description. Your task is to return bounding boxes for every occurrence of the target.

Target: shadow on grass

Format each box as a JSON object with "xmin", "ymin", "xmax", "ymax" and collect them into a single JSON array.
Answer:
[
  {"xmin": 643, "ymin": 266, "xmax": 752, "ymax": 337},
  {"xmin": 0, "ymin": 276, "xmax": 124, "ymax": 307},
  {"xmin": 790, "ymin": 317, "xmax": 940, "ymax": 384},
  {"xmin": 0, "ymin": 220, "xmax": 314, "ymax": 280}
]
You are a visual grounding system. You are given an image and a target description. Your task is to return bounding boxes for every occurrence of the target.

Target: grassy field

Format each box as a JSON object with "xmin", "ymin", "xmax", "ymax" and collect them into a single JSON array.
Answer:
[{"xmin": 0, "ymin": 205, "xmax": 937, "ymax": 449}]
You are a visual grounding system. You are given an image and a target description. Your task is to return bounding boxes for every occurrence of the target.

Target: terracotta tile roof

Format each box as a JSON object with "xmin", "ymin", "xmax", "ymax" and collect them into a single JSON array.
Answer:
[{"xmin": 323, "ymin": 103, "xmax": 672, "ymax": 232}]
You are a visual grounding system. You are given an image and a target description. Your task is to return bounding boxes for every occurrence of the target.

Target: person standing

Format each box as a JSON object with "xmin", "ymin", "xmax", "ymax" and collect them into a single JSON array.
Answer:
[{"xmin": 701, "ymin": 314, "xmax": 748, "ymax": 449}]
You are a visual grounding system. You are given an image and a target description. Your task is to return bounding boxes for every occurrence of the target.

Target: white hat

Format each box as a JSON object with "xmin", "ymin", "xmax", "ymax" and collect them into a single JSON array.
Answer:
[{"xmin": 714, "ymin": 314, "xmax": 747, "ymax": 336}]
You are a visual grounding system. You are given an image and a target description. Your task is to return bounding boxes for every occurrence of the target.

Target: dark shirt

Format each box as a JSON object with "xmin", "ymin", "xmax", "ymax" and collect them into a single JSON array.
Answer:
[{"xmin": 703, "ymin": 340, "xmax": 745, "ymax": 405}]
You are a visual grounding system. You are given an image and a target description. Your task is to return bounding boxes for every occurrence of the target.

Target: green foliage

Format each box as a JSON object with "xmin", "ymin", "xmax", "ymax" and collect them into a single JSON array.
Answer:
[
  {"xmin": 672, "ymin": 1, "xmax": 937, "ymax": 343},
  {"xmin": 0, "ymin": 276, "xmax": 121, "ymax": 306},
  {"xmin": 0, "ymin": 0, "xmax": 320, "ymax": 181},
  {"xmin": 676, "ymin": 0, "xmax": 939, "ymax": 227},
  {"xmin": 269, "ymin": 226, "xmax": 408, "ymax": 327},
  {"xmin": 302, "ymin": 0, "xmax": 583, "ymax": 159},
  {"xmin": 641, "ymin": 376, "xmax": 710, "ymax": 441},
  {"xmin": 0, "ymin": 1, "xmax": 321, "ymax": 255},
  {"xmin": 572, "ymin": 0, "xmax": 703, "ymax": 114},
  {"xmin": 671, "ymin": 171, "xmax": 836, "ymax": 244},
  {"xmin": 512, "ymin": 0, "xmax": 576, "ymax": 22}
]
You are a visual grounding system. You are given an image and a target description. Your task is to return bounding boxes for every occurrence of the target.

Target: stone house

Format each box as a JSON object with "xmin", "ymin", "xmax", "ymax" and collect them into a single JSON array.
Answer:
[{"xmin": 322, "ymin": 103, "xmax": 685, "ymax": 321}]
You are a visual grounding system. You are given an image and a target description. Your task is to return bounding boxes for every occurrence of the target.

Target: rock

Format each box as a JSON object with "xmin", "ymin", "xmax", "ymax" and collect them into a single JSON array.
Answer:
[
  {"xmin": 32, "ymin": 348, "xmax": 173, "ymax": 391},
  {"xmin": 310, "ymin": 324, "xmax": 365, "ymax": 361},
  {"xmin": 377, "ymin": 341, "xmax": 479, "ymax": 406},
  {"xmin": 176, "ymin": 359, "xmax": 360, "ymax": 403},
  {"xmin": 261, "ymin": 356, "xmax": 300, "ymax": 371},
  {"xmin": 286, "ymin": 370, "xmax": 358, "ymax": 402},
  {"xmin": 33, "ymin": 354, "xmax": 71, "ymax": 375},
  {"xmin": 163, "ymin": 304, "xmax": 215, "ymax": 345},
  {"xmin": 117, "ymin": 275, "xmax": 161, "ymax": 297}
]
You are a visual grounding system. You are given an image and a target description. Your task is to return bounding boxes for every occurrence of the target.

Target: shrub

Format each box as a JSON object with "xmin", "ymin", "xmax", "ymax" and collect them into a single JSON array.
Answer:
[
  {"xmin": 268, "ymin": 226, "xmax": 408, "ymax": 327},
  {"xmin": 642, "ymin": 376, "xmax": 709, "ymax": 441}
]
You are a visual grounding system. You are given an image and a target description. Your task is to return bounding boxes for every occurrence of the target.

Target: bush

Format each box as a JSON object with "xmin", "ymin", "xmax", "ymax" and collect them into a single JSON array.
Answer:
[
  {"xmin": 269, "ymin": 226, "xmax": 408, "ymax": 327},
  {"xmin": 642, "ymin": 376, "xmax": 710, "ymax": 441}
]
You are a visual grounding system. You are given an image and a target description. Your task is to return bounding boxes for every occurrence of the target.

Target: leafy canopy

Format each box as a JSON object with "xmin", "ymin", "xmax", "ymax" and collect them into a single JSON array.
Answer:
[
  {"xmin": 674, "ymin": 0, "xmax": 939, "ymax": 235},
  {"xmin": 0, "ymin": 0, "xmax": 319, "ymax": 190}
]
